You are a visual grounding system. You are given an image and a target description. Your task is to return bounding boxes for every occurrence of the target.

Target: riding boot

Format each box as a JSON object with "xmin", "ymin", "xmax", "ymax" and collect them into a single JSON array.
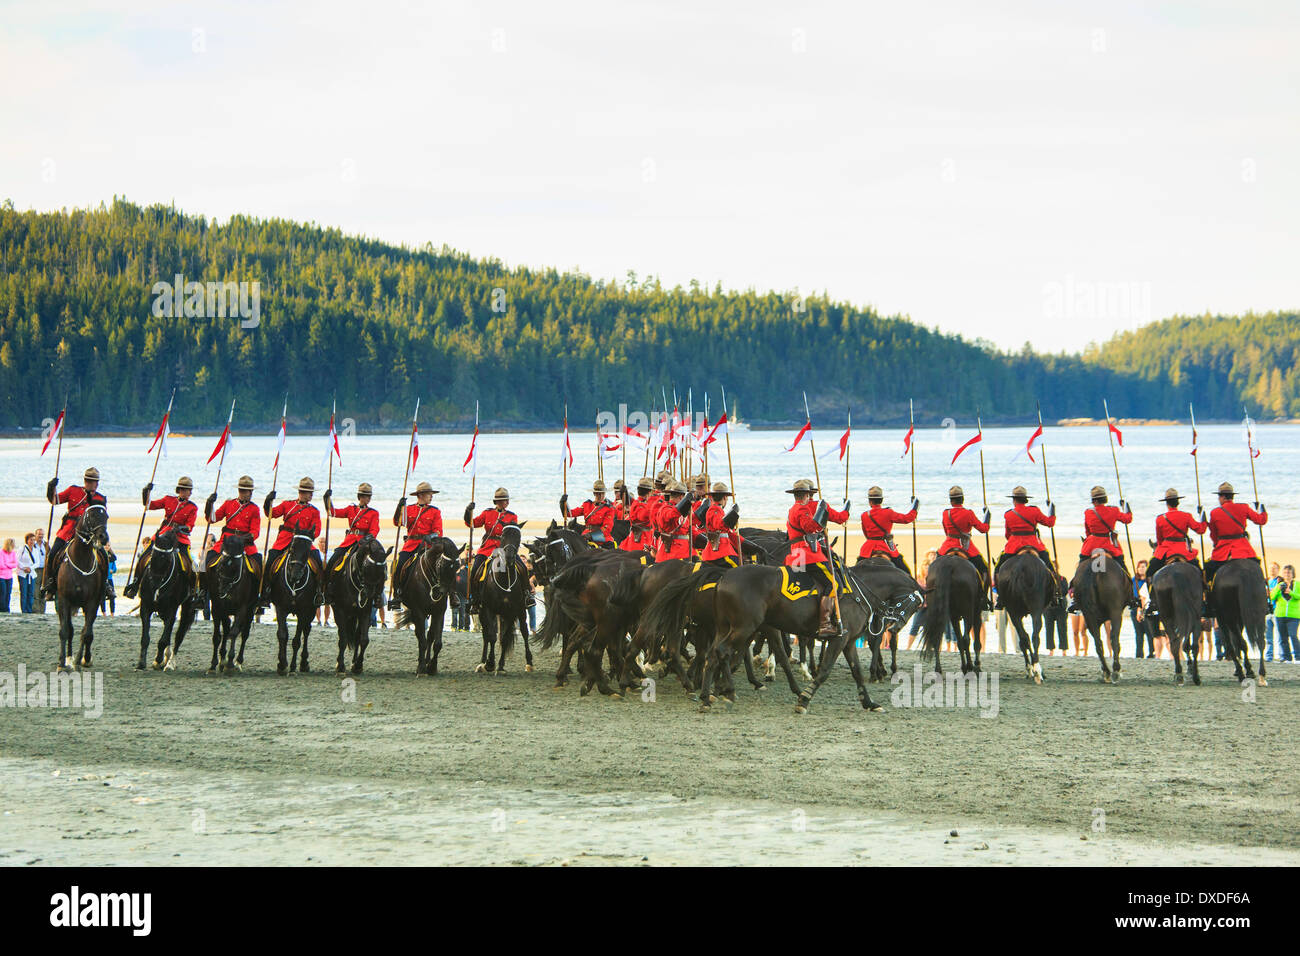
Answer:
[{"xmin": 817, "ymin": 595, "xmax": 839, "ymax": 639}]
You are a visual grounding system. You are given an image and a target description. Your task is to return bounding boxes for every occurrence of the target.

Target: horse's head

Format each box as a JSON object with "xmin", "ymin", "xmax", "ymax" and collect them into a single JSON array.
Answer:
[
  {"xmin": 145, "ymin": 526, "xmax": 179, "ymax": 582},
  {"xmin": 216, "ymin": 533, "xmax": 252, "ymax": 599},
  {"xmin": 498, "ymin": 524, "xmax": 522, "ymax": 558},
  {"xmin": 352, "ymin": 534, "xmax": 390, "ymax": 597},
  {"xmin": 77, "ymin": 502, "xmax": 109, "ymax": 549},
  {"xmin": 286, "ymin": 533, "xmax": 314, "ymax": 587}
]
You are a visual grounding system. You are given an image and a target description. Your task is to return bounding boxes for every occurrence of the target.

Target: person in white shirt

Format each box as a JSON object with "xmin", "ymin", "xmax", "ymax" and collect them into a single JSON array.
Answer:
[{"xmin": 16, "ymin": 533, "xmax": 37, "ymax": 613}]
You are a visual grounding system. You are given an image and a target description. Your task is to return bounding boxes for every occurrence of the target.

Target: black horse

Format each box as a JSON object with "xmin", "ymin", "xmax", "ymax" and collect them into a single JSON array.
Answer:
[
  {"xmin": 1150, "ymin": 558, "xmax": 1205, "ymax": 685},
  {"xmin": 207, "ymin": 534, "xmax": 260, "ymax": 673},
  {"xmin": 53, "ymin": 503, "xmax": 110, "ymax": 671},
  {"xmin": 995, "ymin": 552, "xmax": 1055, "ymax": 683},
  {"xmin": 920, "ymin": 554, "xmax": 985, "ymax": 675},
  {"xmin": 1210, "ymin": 558, "xmax": 1269, "ymax": 686},
  {"xmin": 471, "ymin": 525, "xmax": 534, "ymax": 674},
  {"xmin": 706, "ymin": 560, "xmax": 922, "ymax": 714},
  {"xmin": 329, "ymin": 534, "xmax": 391, "ymax": 675},
  {"xmin": 265, "ymin": 532, "xmax": 321, "ymax": 674},
  {"xmin": 1071, "ymin": 552, "xmax": 1130, "ymax": 683},
  {"xmin": 133, "ymin": 526, "xmax": 197, "ymax": 671},
  {"xmin": 393, "ymin": 535, "xmax": 459, "ymax": 675}
]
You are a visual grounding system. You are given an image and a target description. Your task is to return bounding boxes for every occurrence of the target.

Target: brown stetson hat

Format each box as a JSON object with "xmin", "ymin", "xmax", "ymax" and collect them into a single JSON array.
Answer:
[{"xmin": 785, "ymin": 478, "xmax": 817, "ymax": 494}]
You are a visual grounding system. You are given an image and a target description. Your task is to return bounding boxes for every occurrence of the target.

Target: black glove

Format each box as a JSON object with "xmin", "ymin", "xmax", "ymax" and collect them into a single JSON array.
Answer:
[
  {"xmin": 843, "ymin": 500, "xmax": 850, "ymax": 514},
  {"xmin": 1256, "ymin": 502, "xmax": 1266, "ymax": 515},
  {"xmin": 909, "ymin": 497, "xmax": 920, "ymax": 513},
  {"xmin": 204, "ymin": 492, "xmax": 217, "ymax": 521},
  {"xmin": 1119, "ymin": 498, "xmax": 1130, "ymax": 514},
  {"xmin": 1046, "ymin": 500, "xmax": 1055, "ymax": 518},
  {"xmin": 1197, "ymin": 504, "xmax": 1206, "ymax": 518},
  {"xmin": 982, "ymin": 507, "xmax": 991, "ymax": 525},
  {"xmin": 46, "ymin": 477, "xmax": 58, "ymax": 502},
  {"xmin": 323, "ymin": 489, "xmax": 332, "ymax": 507},
  {"xmin": 675, "ymin": 495, "xmax": 693, "ymax": 517},
  {"xmin": 693, "ymin": 498, "xmax": 710, "ymax": 523},
  {"xmin": 723, "ymin": 504, "xmax": 740, "ymax": 529},
  {"xmin": 464, "ymin": 503, "xmax": 475, "ymax": 524},
  {"xmin": 393, "ymin": 497, "xmax": 408, "ymax": 524},
  {"xmin": 141, "ymin": 482, "xmax": 154, "ymax": 507},
  {"xmin": 812, "ymin": 499, "xmax": 829, "ymax": 527},
  {"xmin": 263, "ymin": 491, "xmax": 276, "ymax": 516},
  {"xmin": 559, "ymin": 494, "xmax": 568, "ymax": 516}
]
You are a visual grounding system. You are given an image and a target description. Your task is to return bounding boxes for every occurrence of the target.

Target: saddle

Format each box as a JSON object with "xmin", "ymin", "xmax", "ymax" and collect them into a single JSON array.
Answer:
[{"xmin": 271, "ymin": 550, "xmax": 323, "ymax": 577}]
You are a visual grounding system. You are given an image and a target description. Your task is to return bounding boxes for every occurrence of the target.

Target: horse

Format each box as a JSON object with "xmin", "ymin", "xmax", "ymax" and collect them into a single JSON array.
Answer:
[
  {"xmin": 133, "ymin": 526, "xmax": 197, "ymax": 671},
  {"xmin": 919, "ymin": 553, "xmax": 984, "ymax": 675},
  {"xmin": 995, "ymin": 551, "xmax": 1055, "ymax": 683},
  {"xmin": 705, "ymin": 559, "xmax": 922, "ymax": 714},
  {"xmin": 328, "ymin": 534, "xmax": 391, "ymax": 675},
  {"xmin": 1210, "ymin": 558, "xmax": 1269, "ymax": 687},
  {"xmin": 1150, "ymin": 558, "xmax": 1205, "ymax": 686},
  {"xmin": 53, "ymin": 503, "xmax": 110, "ymax": 671},
  {"xmin": 1070, "ymin": 551, "xmax": 1130, "ymax": 683},
  {"xmin": 266, "ymin": 532, "xmax": 321, "ymax": 674},
  {"xmin": 851, "ymin": 555, "xmax": 918, "ymax": 682},
  {"xmin": 393, "ymin": 535, "xmax": 459, "ymax": 675},
  {"xmin": 207, "ymin": 533, "xmax": 260, "ymax": 673},
  {"xmin": 471, "ymin": 524, "xmax": 534, "ymax": 674}
]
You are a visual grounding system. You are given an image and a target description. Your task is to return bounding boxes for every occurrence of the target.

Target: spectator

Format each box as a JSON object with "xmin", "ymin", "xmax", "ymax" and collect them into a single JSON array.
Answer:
[
  {"xmin": 904, "ymin": 550, "xmax": 937, "ymax": 650},
  {"xmin": 1269, "ymin": 565, "xmax": 1299, "ymax": 663},
  {"xmin": 993, "ymin": 586, "xmax": 1010, "ymax": 653},
  {"xmin": 316, "ymin": 536, "xmax": 332, "ymax": 626},
  {"xmin": 32, "ymin": 528, "xmax": 47, "ymax": 614},
  {"xmin": 17, "ymin": 533, "xmax": 37, "ymax": 613},
  {"xmin": 524, "ymin": 555, "xmax": 539, "ymax": 634},
  {"xmin": 1131, "ymin": 560, "xmax": 1153, "ymax": 659},
  {"xmin": 1265, "ymin": 562, "xmax": 1281, "ymax": 662},
  {"xmin": 100, "ymin": 547, "xmax": 117, "ymax": 616},
  {"xmin": 1044, "ymin": 572, "xmax": 1069, "ymax": 656},
  {"xmin": 0, "ymin": 538, "xmax": 17, "ymax": 612},
  {"xmin": 201, "ymin": 533, "xmax": 217, "ymax": 621},
  {"xmin": 1069, "ymin": 588, "xmax": 1086, "ymax": 655}
]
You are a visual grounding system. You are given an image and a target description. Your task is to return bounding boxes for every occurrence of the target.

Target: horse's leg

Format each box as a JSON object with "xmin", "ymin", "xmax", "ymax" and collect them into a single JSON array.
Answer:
[
  {"xmin": 431, "ymin": 606, "xmax": 445, "ymax": 675},
  {"xmin": 355, "ymin": 617, "xmax": 369, "ymax": 674},
  {"xmin": 971, "ymin": 612, "xmax": 983, "ymax": 675},
  {"xmin": 137, "ymin": 597, "xmax": 153, "ymax": 670},
  {"xmin": 741, "ymin": 637, "xmax": 764, "ymax": 691},
  {"xmin": 235, "ymin": 608, "xmax": 251, "ymax": 669},
  {"xmin": 1172, "ymin": 628, "xmax": 1185, "ymax": 685},
  {"xmin": 766, "ymin": 625, "xmax": 804, "ymax": 697},
  {"xmin": 1188, "ymin": 622, "xmax": 1201, "ymax": 686},
  {"xmin": 1110, "ymin": 611, "xmax": 1123, "ymax": 681},
  {"xmin": 277, "ymin": 608, "xmax": 290, "ymax": 675},
  {"xmin": 172, "ymin": 601, "xmax": 195, "ymax": 667},
  {"xmin": 890, "ymin": 628, "xmax": 899, "ymax": 675},
  {"xmin": 298, "ymin": 613, "xmax": 312, "ymax": 673},
  {"xmin": 520, "ymin": 610, "xmax": 534, "ymax": 672},
  {"xmin": 477, "ymin": 612, "xmax": 493, "ymax": 673},
  {"xmin": 414, "ymin": 615, "xmax": 428, "ymax": 674},
  {"xmin": 796, "ymin": 630, "xmax": 847, "ymax": 713},
  {"xmin": 957, "ymin": 617, "xmax": 972, "ymax": 674},
  {"xmin": 1092, "ymin": 620, "xmax": 1112, "ymax": 682},
  {"xmin": 697, "ymin": 628, "xmax": 734, "ymax": 710},
  {"xmin": 1029, "ymin": 612, "xmax": 1043, "ymax": 684},
  {"xmin": 209, "ymin": 612, "xmax": 222, "ymax": 673},
  {"xmin": 58, "ymin": 601, "xmax": 73, "ymax": 671},
  {"xmin": 842, "ymin": 638, "xmax": 881, "ymax": 711},
  {"xmin": 78, "ymin": 602, "xmax": 97, "ymax": 668},
  {"xmin": 336, "ymin": 612, "xmax": 349, "ymax": 675},
  {"xmin": 155, "ymin": 613, "xmax": 176, "ymax": 672}
]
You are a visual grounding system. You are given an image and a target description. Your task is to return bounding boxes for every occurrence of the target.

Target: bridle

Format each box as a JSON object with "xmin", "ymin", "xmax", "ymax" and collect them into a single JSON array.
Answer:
[
  {"xmin": 344, "ymin": 541, "xmax": 387, "ymax": 609},
  {"xmin": 66, "ymin": 505, "xmax": 108, "ymax": 577},
  {"xmin": 840, "ymin": 559, "xmax": 924, "ymax": 637},
  {"xmin": 282, "ymin": 533, "xmax": 315, "ymax": 595},
  {"xmin": 145, "ymin": 533, "xmax": 179, "ymax": 593}
]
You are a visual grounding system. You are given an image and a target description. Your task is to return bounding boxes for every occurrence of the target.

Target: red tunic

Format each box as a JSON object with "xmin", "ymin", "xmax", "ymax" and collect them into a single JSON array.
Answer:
[
  {"xmin": 570, "ymin": 499, "xmax": 616, "ymax": 541},
  {"xmin": 270, "ymin": 500, "xmax": 323, "ymax": 552},
  {"xmin": 786, "ymin": 500, "xmax": 848, "ymax": 567},
  {"xmin": 938, "ymin": 506, "xmax": 989, "ymax": 558},
  {"xmin": 148, "ymin": 495, "xmax": 198, "ymax": 546},
  {"xmin": 400, "ymin": 503, "xmax": 444, "ymax": 553},
  {"xmin": 1080, "ymin": 503, "xmax": 1132, "ymax": 558},
  {"xmin": 1151, "ymin": 507, "xmax": 1208, "ymax": 561},
  {"xmin": 213, "ymin": 499, "xmax": 261, "ymax": 555},
  {"xmin": 1001, "ymin": 503, "xmax": 1055, "ymax": 555},
  {"xmin": 700, "ymin": 501, "xmax": 740, "ymax": 560},
  {"xmin": 469, "ymin": 507, "xmax": 519, "ymax": 557},
  {"xmin": 54, "ymin": 486, "xmax": 106, "ymax": 542},
  {"xmin": 858, "ymin": 504, "xmax": 917, "ymax": 559},
  {"xmin": 620, "ymin": 496, "xmax": 657, "ymax": 552},
  {"xmin": 1208, "ymin": 501, "xmax": 1267, "ymax": 561},
  {"xmin": 329, "ymin": 503, "xmax": 381, "ymax": 549},
  {"xmin": 653, "ymin": 499, "xmax": 692, "ymax": 562}
]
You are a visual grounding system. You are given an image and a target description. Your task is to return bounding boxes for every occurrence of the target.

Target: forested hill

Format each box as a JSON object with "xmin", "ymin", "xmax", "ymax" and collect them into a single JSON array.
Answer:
[{"xmin": 0, "ymin": 198, "xmax": 1290, "ymax": 429}]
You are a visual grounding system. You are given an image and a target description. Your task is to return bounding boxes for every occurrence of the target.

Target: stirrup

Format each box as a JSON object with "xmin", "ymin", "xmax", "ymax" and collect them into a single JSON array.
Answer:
[
  {"xmin": 387, "ymin": 594, "xmax": 402, "ymax": 610},
  {"xmin": 123, "ymin": 581, "xmax": 139, "ymax": 599}
]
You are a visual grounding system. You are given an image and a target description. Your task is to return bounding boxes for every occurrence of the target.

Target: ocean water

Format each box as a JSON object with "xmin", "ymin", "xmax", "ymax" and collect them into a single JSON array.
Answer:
[{"xmin": 1, "ymin": 424, "xmax": 1295, "ymax": 542}]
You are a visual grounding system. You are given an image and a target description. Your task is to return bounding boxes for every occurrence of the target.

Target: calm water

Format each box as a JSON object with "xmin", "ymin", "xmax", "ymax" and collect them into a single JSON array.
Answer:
[{"xmin": 1, "ymin": 424, "xmax": 1295, "ymax": 541}]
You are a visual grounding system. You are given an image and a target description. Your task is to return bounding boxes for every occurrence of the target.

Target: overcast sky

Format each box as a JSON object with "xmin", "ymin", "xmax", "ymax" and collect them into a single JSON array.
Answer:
[{"xmin": 3, "ymin": 0, "xmax": 1297, "ymax": 352}]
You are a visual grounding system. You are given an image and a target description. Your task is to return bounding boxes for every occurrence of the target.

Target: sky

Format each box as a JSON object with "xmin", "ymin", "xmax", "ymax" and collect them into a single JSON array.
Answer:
[{"xmin": 2, "ymin": 0, "xmax": 1297, "ymax": 353}]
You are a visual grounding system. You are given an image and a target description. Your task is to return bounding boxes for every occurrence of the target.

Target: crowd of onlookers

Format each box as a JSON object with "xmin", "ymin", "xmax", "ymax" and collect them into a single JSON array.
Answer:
[{"xmin": 1, "ymin": 529, "xmax": 50, "ymax": 614}]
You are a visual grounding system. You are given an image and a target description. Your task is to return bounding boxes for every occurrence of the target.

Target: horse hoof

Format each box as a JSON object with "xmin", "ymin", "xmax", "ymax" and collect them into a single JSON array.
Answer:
[
  {"xmin": 1033, "ymin": 673, "xmax": 1042, "ymax": 686},
  {"xmin": 277, "ymin": 667, "xmax": 287, "ymax": 676},
  {"xmin": 474, "ymin": 663, "xmax": 487, "ymax": 674},
  {"xmin": 300, "ymin": 665, "xmax": 310, "ymax": 674},
  {"xmin": 207, "ymin": 667, "xmax": 217, "ymax": 675},
  {"xmin": 336, "ymin": 668, "xmax": 346, "ymax": 676},
  {"xmin": 1192, "ymin": 675, "xmax": 1201, "ymax": 686},
  {"xmin": 579, "ymin": 684, "xmax": 591, "ymax": 697},
  {"xmin": 1174, "ymin": 674, "xmax": 1185, "ymax": 686},
  {"xmin": 1102, "ymin": 675, "xmax": 1112, "ymax": 684},
  {"xmin": 867, "ymin": 704, "xmax": 884, "ymax": 713},
  {"xmin": 609, "ymin": 692, "xmax": 622, "ymax": 701},
  {"xmin": 793, "ymin": 704, "xmax": 806, "ymax": 715},
  {"xmin": 1258, "ymin": 676, "xmax": 1267, "ymax": 688},
  {"xmin": 525, "ymin": 664, "xmax": 534, "ymax": 673},
  {"xmin": 136, "ymin": 661, "xmax": 146, "ymax": 671}
]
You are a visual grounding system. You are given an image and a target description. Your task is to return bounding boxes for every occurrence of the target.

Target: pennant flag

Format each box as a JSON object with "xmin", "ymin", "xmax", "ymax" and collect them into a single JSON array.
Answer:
[
  {"xmin": 146, "ymin": 408, "xmax": 171, "ymax": 460},
  {"xmin": 561, "ymin": 420, "xmax": 573, "ymax": 468},
  {"xmin": 462, "ymin": 427, "xmax": 478, "ymax": 475},
  {"xmin": 326, "ymin": 407, "xmax": 342, "ymax": 466},
  {"xmin": 206, "ymin": 422, "xmax": 231, "ymax": 465},
  {"xmin": 1245, "ymin": 415, "xmax": 1261, "ymax": 458},
  {"xmin": 820, "ymin": 424, "xmax": 850, "ymax": 461},
  {"xmin": 702, "ymin": 412, "xmax": 728, "ymax": 446},
  {"xmin": 599, "ymin": 432, "xmax": 622, "ymax": 459},
  {"xmin": 622, "ymin": 425, "xmax": 649, "ymax": 452},
  {"xmin": 783, "ymin": 420, "xmax": 812, "ymax": 454},
  {"xmin": 40, "ymin": 410, "xmax": 64, "ymax": 457},
  {"xmin": 410, "ymin": 422, "xmax": 420, "ymax": 474},
  {"xmin": 950, "ymin": 431, "xmax": 982, "ymax": 467},
  {"xmin": 901, "ymin": 423, "xmax": 914, "ymax": 459},
  {"xmin": 1011, "ymin": 425, "xmax": 1044, "ymax": 464},
  {"xmin": 1190, "ymin": 424, "xmax": 1198, "ymax": 457},
  {"xmin": 1108, "ymin": 419, "xmax": 1124, "ymax": 448},
  {"xmin": 271, "ymin": 401, "xmax": 287, "ymax": 471}
]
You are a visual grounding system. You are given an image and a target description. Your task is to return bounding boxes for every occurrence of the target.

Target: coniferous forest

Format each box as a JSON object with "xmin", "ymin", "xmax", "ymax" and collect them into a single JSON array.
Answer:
[{"xmin": 0, "ymin": 198, "xmax": 1295, "ymax": 429}]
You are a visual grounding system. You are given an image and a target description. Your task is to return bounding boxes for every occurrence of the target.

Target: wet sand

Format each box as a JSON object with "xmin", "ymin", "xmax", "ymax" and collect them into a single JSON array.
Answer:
[{"xmin": 1, "ymin": 614, "xmax": 1297, "ymax": 865}]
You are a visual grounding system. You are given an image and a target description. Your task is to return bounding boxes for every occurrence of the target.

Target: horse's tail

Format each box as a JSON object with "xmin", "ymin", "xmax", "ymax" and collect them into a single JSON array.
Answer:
[
  {"xmin": 497, "ymin": 613, "xmax": 516, "ymax": 659},
  {"xmin": 607, "ymin": 564, "xmax": 643, "ymax": 610},
  {"xmin": 394, "ymin": 608, "xmax": 410, "ymax": 630},
  {"xmin": 919, "ymin": 561, "xmax": 949, "ymax": 663},
  {"xmin": 637, "ymin": 570, "xmax": 698, "ymax": 647},
  {"xmin": 537, "ymin": 584, "xmax": 584, "ymax": 652}
]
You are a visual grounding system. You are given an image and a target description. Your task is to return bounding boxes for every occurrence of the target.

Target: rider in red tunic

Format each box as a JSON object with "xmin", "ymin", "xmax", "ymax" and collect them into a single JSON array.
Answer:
[
  {"xmin": 322, "ymin": 482, "xmax": 381, "ymax": 603},
  {"xmin": 993, "ymin": 485, "xmax": 1058, "ymax": 609},
  {"xmin": 260, "ymin": 476, "xmax": 324, "ymax": 606},
  {"xmin": 653, "ymin": 481, "xmax": 694, "ymax": 562},
  {"xmin": 209, "ymin": 476, "xmax": 261, "ymax": 557},
  {"xmin": 42, "ymin": 466, "xmax": 108, "ymax": 599},
  {"xmin": 937, "ymin": 485, "xmax": 992, "ymax": 607},
  {"xmin": 561, "ymin": 480, "xmax": 617, "ymax": 547},
  {"xmin": 124, "ymin": 475, "xmax": 201, "ymax": 603},
  {"xmin": 697, "ymin": 482, "xmax": 741, "ymax": 567},
  {"xmin": 1204, "ymin": 480, "xmax": 1267, "ymax": 588},
  {"xmin": 388, "ymin": 481, "xmax": 443, "ymax": 610},
  {"xmin": 857, "ymin": 485, "xmax": 918, "ymax": 575},
  {"xmin": 620, "ymin": 477, "xmax": 658, "ymax": 554},
  {"xmin": 1067, "ymin": 485, "xmax": 1134, "ymax": 612},
  {"xmin": 785, "ymin": 478, "xmax": 849, "ymax": 638},
  {"xmin": 463, "ymin": 487, "xmax": 521, "ymax": 613},
  {"xmin": 1144, "ymin": 487, "xmax": 1207, "ymax": 580}
]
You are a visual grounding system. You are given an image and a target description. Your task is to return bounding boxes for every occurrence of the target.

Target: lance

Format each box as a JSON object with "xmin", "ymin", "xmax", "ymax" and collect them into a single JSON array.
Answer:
[
  {"xmin": 1102, "ymin": 398, "xmax": 1136, "ymax": 569},
  {"xmin": 702, "ymin": 392, "xmax": 709, "ymax": 483},
  {"xmin": 909, "ymin": 398, "xmax": 918, "ymax": 573},
  {"xmin": 1189, "ymin": 403, "xmax": 1206, "ymax": 563},
  {"xmin": 641, "ymin": 394, "xmax": 653, "ymax": 478},
  {"xmin": 804, "ymin": 391, "xmax": 845, "ymax": 634},
  {"xmin": 976, "ymin": 408, "xmax": 993, "ymax": 604},
  {"xmin": 391, "ymin": 397, "xmax": 419, "ymax": 564},
  {"xmin": 126, "ymin": 388, "xmax": 175, "ymax": 588},
  {"xmin": 1244, "ymin": 405, "xmax": 1268, "ymax": 569},
  {"xmin": 466, "ymin": 400, "xmax": 478, "ymax": 614},
  {"xmin": 721, "ymin": 385, "xmax": 738, "ymax": 506},
  {"xmin": 44, "ymin": 393, "xmax": 69, "ymax": 547},
  {"xmin": 687, "ymin": 387, "xmax": 694, "ymax": 483},
  {"xmin": 594, "ymin": 413, "xmax": 603, "ymax": 484},
  {"xmin": 259, "ymin": 396, "xmax": 288, "ymax": 597},
  {"xmin": 199, "ymin": 399, "xmax": 236, "ymax": 561},
  {"xmin": 843, "ymin": 407, "xmax": 851, "ymax": 566},
  {"xmin": 1036, "ymin": 401, "xmax": 1060, "ymax": 570},
  {"xmin": 323, "ymin": 396, "xmax": 337, "ymax": 557},
  {"xmin": 561, "ymin": 403, "xmax": 569, "ymax": 514}
]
